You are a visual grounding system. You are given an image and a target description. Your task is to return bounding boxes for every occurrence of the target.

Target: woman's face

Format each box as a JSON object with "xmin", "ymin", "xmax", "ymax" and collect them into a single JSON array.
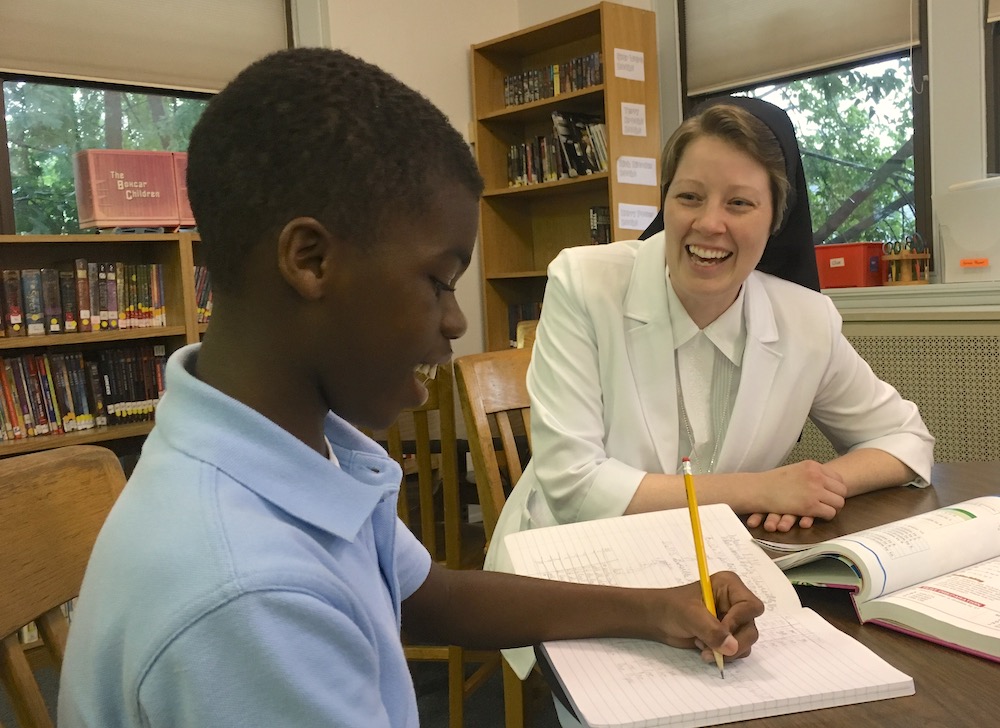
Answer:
[{"xmin": 663, "ymin": 134, "xmax": 774, "ymax": 328}]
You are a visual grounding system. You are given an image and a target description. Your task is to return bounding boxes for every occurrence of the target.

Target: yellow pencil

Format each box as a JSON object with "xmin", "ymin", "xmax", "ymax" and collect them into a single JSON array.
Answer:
[{"xmin": 681, "ymin": 456, "xmax": 725, "ymax": 678}]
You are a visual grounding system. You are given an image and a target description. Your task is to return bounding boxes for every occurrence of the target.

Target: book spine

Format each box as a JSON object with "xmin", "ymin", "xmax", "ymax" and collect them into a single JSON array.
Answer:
[
  {"xmin": 0, "ymin": 373, "xmax": 10, "ymax": 439},
  {"xmin": 0, "ymin": 357, "xmax": 23, "ymax": 439},
  {"xmin": 34, "ymin": 354, "xmax": 63, "ymax": 434},
  {"xmin": 58, "ymin": 270, "xmax": 78, "ymax": 333},
  {"xmin": 85, "ymin": 358, "xmax": 108, "ymax": 427},
  {"xmin": 40, "ymin": 267, "xmax": 63, "ymax": 334},
  {"xmin": 23, "ymin": 355, "xmax": 51, "ymax": 435},
  {"xmin": 74, "ymin": 258, "xmax": 92, "ymax": 332},
  {"xmin": 97, "ymin": 262, "xmax": 110, "ymax": 330},
  {"xmin": 116, "ymin": 262, "xmax": 127, "ymax": 330},
  {"xmin": 20, "ymin": 269, "xmax": 45, "ymax": 336},
  {"xmin": 40, "ymin": 354, "xmax": 64, "ymax": 433},
  {"xmin": 98, "ymin": 350, "xmax": 119, "ymax": 424},
  {"xmin": 66, "ymin": 353, "xmax": 93, "ymax": 430},
  {"xmin": 88, "ymin": 262, "xmax": 102, "ymax": 331},
  {"xmin": 50, "ymin": 353, "xmax": 78, "ymax": 433},
  {"xmin": 106, "ymin": 262, "xmax": 119, "ymax": 330},
  {"xmin": 125, "ymin": 263, "xmax": 138, "ymax": 329},
  {"xmin": 9, "ymin": 356, "xmax": 36, "ymax": 436},
  {"xmin": 2, "ymin": 270, "xmax": 26, "ymax": 336},
  {"xmin": 155, "ymin": 263, "xmax": 167, "ymax": 326},
  {"xmin": 153, "ymin": 344, "xmax": 167, "ymax": 398}
]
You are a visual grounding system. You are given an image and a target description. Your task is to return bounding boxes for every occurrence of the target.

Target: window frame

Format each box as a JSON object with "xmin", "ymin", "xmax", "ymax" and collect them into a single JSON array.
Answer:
[
  {"xmin": 0, "ymin": 73, "xmax": 212, "ymax": 235},
  {"xmin": 676, "ymin": 0, "xmax": 931, "ymax": 262}
]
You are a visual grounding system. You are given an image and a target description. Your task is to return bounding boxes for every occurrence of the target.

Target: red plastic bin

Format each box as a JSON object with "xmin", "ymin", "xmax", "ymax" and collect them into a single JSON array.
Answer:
[{"xmin": 814, "ymin": 242, "xmax": 886, "ymax": 288}]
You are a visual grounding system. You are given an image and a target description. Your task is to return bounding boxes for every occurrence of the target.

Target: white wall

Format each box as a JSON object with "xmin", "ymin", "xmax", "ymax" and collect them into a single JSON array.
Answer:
[
  {"xmin": 517, "ymin": 0, "xmax": 650, "ymax": 27},
  {"xmin": 314, "ymin": 0, "xmax": 520, "ymax": 360}
]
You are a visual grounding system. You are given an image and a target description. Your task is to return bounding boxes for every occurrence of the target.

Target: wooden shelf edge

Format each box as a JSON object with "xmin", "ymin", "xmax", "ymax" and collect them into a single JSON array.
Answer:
[
  {"xmin": 0, "ymin": 421, "xmax": 154, "ymax": 457},
  {"xmin": 484, "ymin": 172, "xmax": 608, "ymax": 199},
  {"xmin": 0, "ymin": 326, "xmax": 187, "ymax": 351},
  {"xmin": 477, "ymin": 85, "xmax": 604, "ymax": 122}
]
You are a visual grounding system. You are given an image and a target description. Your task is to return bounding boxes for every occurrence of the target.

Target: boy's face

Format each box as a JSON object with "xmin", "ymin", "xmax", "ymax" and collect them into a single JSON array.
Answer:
[{"xmin": 322, "ymin": 181, "xmax": 479, "ymax": 431}]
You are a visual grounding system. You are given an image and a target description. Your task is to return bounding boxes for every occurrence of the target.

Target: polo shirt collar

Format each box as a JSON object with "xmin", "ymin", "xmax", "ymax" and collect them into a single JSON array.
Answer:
[{"xmin": 153, "ymin": 345, "xmax": 400, "ymax": 542}]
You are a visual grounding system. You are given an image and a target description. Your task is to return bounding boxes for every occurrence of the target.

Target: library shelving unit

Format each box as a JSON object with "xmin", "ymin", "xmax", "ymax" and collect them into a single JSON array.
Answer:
[
  {"xmin": 0, "ymin": 232, "xmax": 203, "ymax": 458},
  {"xmin": 471, "ymin": 1, "xmax": 662, "ymax": 350}
]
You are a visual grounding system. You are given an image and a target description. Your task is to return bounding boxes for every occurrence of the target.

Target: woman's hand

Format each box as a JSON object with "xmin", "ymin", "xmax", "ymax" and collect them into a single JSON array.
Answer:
[{"xmin": 745, "ymin": 460, "xmax": 847, "ymax": 532}]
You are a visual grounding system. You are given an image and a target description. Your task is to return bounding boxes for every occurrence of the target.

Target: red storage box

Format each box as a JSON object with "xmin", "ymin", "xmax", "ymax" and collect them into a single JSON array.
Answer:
[
  {"xmin": 74, "ymin": 149, "xmax": 180, "ymax": 229},
  {"xmin": 814, "ymin": 242, "xmax": 886, "ymax": 288}
]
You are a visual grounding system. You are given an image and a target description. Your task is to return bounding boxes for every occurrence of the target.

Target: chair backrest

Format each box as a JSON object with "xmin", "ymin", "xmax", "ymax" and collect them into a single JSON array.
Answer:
[
  {"xmin": 366, "ymin": 362, "xmax": 462, "ymax": 569},
  {"xmin": 0, "ymin": 445, "xmax": 126, "ymax": 728},
  {"xmin": 454, "ymin": 348, "xmax": 532, "ymax": 549}
]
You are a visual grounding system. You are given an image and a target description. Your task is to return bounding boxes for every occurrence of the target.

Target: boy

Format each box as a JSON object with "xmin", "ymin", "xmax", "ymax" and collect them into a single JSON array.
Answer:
[{"xmin": 57, "ymin": 48, "xmax": 763, "ymax": 727}]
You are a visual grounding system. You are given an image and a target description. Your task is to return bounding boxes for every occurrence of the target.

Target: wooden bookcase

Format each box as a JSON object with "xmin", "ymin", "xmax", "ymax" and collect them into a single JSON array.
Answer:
[
  {"xmin": 0, "ymin": 232, "xmax": 205, "ymax": 458},
  {"xmin": 471, "ymin": 2, "xmax": 661, "ymax": 350}
]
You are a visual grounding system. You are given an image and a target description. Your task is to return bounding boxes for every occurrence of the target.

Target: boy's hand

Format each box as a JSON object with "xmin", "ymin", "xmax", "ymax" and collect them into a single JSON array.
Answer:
[
  {"xmin": 746, "ymin": 461, "xmax": 847, "ymax": 532},
  {"xmin": 651, "ymin": 571, "xmax": 764, "ymax": 662}
]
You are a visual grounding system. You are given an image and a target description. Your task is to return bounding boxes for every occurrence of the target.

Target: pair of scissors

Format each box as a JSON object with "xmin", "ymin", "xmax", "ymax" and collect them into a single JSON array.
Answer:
[
  {"xmin": 882, "ymin": 241, "xmax": 902, "ymax": 255},
  {"xmin": 905, "ymin": 232, "xmax": 926, "ymax": 253}
]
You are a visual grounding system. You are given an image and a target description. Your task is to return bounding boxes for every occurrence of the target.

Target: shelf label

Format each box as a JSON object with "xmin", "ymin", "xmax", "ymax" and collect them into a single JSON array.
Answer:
[
  {"xmin": 621, "ymin": 102, "xmax": 647, "ymax": 137},
  {"xmin": 959, "ymin": 258, "xmax": 990, "ymax": 268},
  {"xmin": 614, "ymin": 48, "xmax": 645, "ymax": 81},
  {"xmin": 618, "ymin": 203, "xmax": 658, "ymax": 231},
  {"xmin": 616, "ymin": 156, "xmax": 658, "ymax": 186}
]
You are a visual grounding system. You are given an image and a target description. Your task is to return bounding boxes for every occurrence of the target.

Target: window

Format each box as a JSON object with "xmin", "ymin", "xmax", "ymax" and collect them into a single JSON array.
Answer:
[
  {"xmin": 2, "ymin": 78, "xmax": 208, "ymax": 234},
  {"xmin": 737, "ymin": 56, "xmax": 917, "ymax": 246}
]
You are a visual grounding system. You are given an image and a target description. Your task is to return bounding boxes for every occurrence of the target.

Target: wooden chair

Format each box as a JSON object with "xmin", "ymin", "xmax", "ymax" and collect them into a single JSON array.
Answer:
[
  {"xmin": 0, "ymin": 445, "xmax": 126, "ymax": 728},
  {"xmin": 455, "ymin": 347, "xmax": 535, "ymax": 728},
  {"xmin": 365, "ymin": 362, "xmax": 495, "ymax": 728}
]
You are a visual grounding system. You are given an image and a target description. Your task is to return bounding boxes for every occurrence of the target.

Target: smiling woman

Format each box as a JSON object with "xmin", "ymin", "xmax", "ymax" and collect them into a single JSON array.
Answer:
[{"xmin": 486, "ymin": 100, "xmax": 935, "ymax": 686}]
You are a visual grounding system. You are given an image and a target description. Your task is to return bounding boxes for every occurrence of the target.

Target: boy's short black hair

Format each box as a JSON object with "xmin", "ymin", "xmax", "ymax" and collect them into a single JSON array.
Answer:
[{"xmin": 187, "ymin": 48, "xmax": 484, "ymax": 294}]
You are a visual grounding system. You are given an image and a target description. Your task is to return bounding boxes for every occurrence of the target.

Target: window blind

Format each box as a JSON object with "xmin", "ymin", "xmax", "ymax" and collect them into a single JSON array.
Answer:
[
  {"xmin": 989, "ymin": 0, "xmax": 1000, "ymax": 24},
  {"xmin": 0, "ymin": 0, "xmax": 289, "ymax": 93},
  {"xmin": 684, "ymin": 0, "xmax": 920, "ymax": 96}
]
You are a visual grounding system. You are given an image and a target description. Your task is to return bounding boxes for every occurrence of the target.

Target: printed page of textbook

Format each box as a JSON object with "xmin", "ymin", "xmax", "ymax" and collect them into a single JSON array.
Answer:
[
  {"xmin": 860, "ymin": 554, "xmax": 1000, "ymax": 662},
  {"xmin": 769, "ymin": 496, "xmax": 1000, "ymax": 602}
]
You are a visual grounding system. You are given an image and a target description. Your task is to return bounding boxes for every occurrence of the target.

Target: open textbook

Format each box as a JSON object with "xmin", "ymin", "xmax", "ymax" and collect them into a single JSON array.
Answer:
[
  {"xmin": 757, "ymin": 495, "xmax": 1000, "ymax": 663},
  {"xmin": 505, "ymin": 505, "xmax": 913, "ymax": 728}
]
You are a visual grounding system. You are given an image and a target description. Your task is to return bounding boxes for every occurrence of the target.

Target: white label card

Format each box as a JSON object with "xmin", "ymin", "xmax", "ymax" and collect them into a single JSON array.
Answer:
[
  {"xmin": 621, "ymin": 102, "xmax": 647, "ymax": 137},
  {"xmin": 616, "ymin": 156, "xmax": 658, "ymax": 187},
  {"xmin": 614, "ymin": 48, "xmax": 645, "ymax": 81},
  {"xmin": 618, "ymin": 203, "xmax": 658, "ymax": 231}
]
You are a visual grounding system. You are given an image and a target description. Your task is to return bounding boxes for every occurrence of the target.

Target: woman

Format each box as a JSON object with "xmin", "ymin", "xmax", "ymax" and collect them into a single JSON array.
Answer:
[{"xmin": 488, "ymin": 97, "xmax": 934, "ymax": 573}]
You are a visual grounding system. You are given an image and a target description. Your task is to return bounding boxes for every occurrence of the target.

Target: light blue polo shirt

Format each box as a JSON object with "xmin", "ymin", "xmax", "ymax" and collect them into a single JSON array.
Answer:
[{"xmin": 58, "ymin": 344, "xmax": 432, "ymax": 728}]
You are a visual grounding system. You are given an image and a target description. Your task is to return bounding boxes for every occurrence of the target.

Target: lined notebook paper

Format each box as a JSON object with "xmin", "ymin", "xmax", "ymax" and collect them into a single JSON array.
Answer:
[{"xmin": 506, "ymin": 505, "xmax": 914, "ymax": 728}]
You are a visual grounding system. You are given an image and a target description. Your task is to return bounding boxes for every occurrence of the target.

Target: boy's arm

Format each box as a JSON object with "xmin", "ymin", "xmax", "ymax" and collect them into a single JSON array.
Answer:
[{"xmin": 401, "ymin": 564, "xmax": 763, "ymax": 662}]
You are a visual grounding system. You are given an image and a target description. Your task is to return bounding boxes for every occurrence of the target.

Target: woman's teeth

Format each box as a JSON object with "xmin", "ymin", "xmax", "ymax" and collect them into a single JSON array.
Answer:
[{"xmin": 686, "ymin": 244, "xmax": 732, "ymax": 264}]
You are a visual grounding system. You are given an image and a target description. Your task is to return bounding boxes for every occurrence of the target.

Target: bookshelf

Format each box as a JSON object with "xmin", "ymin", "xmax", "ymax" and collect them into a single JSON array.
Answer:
[
  {"xmin": 0, "ymin": 232, "xmax": 206, "ymax": 458},
  {"xmin": 471, "ymin": 2, "xmax": 661, "ymax": 350}
]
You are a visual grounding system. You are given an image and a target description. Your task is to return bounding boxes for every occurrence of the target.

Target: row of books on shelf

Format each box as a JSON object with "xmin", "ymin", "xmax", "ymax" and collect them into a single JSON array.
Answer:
[
  {"xmin": 1, "ymin": 262, "xmax": 167, "ymax": 338},
  {"xmin": 507, "ymin": 302, "xmax": 542, "ymax": 348},
  {"xmin": 507, "ymin": 111, "xmax": 608, "ymax": 186},
  {"xmin": 503, "ymin": 51, "xmax": 603, "ymax": 107},
  {"xmin": 0, "ymin": 344, "xmax": 166, "ymax": 442}
]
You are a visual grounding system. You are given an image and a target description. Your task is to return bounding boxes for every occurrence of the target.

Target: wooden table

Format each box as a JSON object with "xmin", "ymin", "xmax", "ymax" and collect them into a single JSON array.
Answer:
[{"xmin": 541, "ymin": 461, "xmax": 1000, "ymax": 727}]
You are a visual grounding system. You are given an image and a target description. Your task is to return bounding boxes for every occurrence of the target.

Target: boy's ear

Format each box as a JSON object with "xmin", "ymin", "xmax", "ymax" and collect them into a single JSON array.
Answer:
[{"xmin": 276, "ymin": 217, "xmax": 336, "ymax": 301}]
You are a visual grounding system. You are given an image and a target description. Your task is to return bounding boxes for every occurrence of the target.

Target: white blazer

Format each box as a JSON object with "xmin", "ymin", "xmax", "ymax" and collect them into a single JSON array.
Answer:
[{"xmin": 487, "ymin": 232, "xmax": 934, "ymax": 573}]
